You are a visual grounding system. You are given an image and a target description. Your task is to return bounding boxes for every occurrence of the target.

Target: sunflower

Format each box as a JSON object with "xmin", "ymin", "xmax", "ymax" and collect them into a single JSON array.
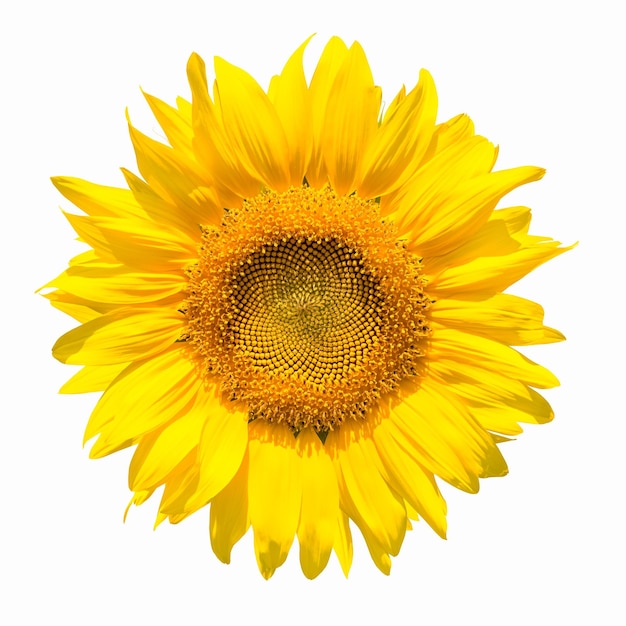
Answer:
[{"xmin": 45, "ymin": 37, "xmax": 571, "ymax": 579}]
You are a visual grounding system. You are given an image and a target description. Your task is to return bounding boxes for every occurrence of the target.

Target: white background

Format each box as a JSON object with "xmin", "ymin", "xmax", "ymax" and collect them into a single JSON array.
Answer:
[{"xmin": 2, "ymin": 1, "xmax": 623, "ymax": 624}]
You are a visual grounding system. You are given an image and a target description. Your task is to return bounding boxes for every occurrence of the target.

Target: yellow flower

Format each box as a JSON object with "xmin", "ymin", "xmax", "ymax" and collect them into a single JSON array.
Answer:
[{"xmin": 45, "ymin": 37, "xmax": 571, "ymax": 579}]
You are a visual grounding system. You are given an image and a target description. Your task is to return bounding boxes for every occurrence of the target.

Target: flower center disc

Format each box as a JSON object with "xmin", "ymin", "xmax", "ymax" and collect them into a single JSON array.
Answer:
[
  {"xmin": 228, "ymin": 236, "xmax": 383, "ymax": 385},
  {"xmin": 184, "ymin": 186, "xmax": 430, "ymax": 431}
]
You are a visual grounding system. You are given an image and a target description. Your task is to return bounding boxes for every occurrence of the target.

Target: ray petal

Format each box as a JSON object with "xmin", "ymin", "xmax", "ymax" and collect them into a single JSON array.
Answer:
[
  {"xmin": 318, "ymin": 41, "xmax": 381, "ymax": 195},
  {"xmin": 327, "ymin": 420, "xmax": 406, "ymax": 557},
  {"xmin": 247, "ymin": 421, "xmax": 302, "ymax": 579},
  {"xmin": 214, "ymin": 57, "xmax": 291, "ymax": 192},
  {"xmin": 296, "ymin": 428, "xmax": 339, "ymax": 579},
  {"xmin": 52, "ymin": 307, "xmax": 185, "ymax": 366}
]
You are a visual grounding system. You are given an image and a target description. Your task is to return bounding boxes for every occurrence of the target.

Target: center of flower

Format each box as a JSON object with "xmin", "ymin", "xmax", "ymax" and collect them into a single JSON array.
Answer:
[
  {"xmin": 228, "ymin": 236, "xmax": 383, "ymax": 385},
  {"xmin": 184, "ymin": 186, "xmax": 430, "ymax": 432}
]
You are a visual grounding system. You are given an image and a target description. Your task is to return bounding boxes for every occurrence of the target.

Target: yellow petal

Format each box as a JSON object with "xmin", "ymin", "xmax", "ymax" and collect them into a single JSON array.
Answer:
[
  {"xmin": 428, "ymin": 239, "xmax": 574, "ymax": 296},
  {"xmin": 46, "ymin": 264, "xmax": 186, "ymax": 305},
  {"xmin": 357, "ymin": 69, "xmax": 437, "ymax": 198},
  {"xmin": 430, "ymin": 294, "xmax": 566, "ymax": 346},
  {"xmin": 318, "ymin": 41, "xmax": 381, "ymax": 195},
  {"xmin": 268, "ymin": 37, "xmax": 313, "ymax": 186},
  {"xmin": 379, "ymin": 112, "xmax": 477, "ymax": 219},
  {"xmin": 142, "ymin": 91, "xmax": 194, "ymax": 159},
  {"xmin": 52, "ymin": 307, "xmax": 184, "ymax": 366},
  {"xmin": 214, "ymin": 56, "xmax": 290, "ymax": 192},
  {"xmin": 327, "ymin": 419, "xmax": 406, "ymax": 557},
  {"xmin": 389, "ymin": 376, "xmax": 509, "ymax": 491},
  {"xmin": 121, "ymin": 168, "xmax": 211, "ymax": 239},
  {"xmin": 401, "ymin": 158, "xmax": 544, "ymax": 256},
  {"xmin": 127, "ymin": 121, "xmax": 222, "ymax": 227},
  {"xmin": 177, "ymin": 396, "xmax": 249, "ymax": 515},
  {"xmin": 380, "ymin": 84, "xmax": 406, "ymax": 123},
  {"xmin": 62, "ymin": 212, "xmax": 196, "ymax": 271},
  {"xmin": 384, "ymin": 134, "xmax": 494, "ymax": 223},
  {"xmin": 51, "ymin": 176, "xmax": 146, "ymax": 220},
  {"xmin": 124, "ymin": 489, "xmax": 155, "ymax": 522},
  {"xmin": 186, "ymin": 53, "xmax": 259, "ymax": 202},
  {"xmin": 430, "ymin": 113, "xmax": 476, "ymax": 154},
  {"xmin": 333, "ymin": 510, "xmax": 353, "ymax": 578},
  {"xmin": 428, "ymin": 359, "xmax": 555, "ymax": 434},
  {"xmin": 411, "ymin": 166, "xmax": 545, "ymax": 257},
  {"xmin": 43, "ymin": 289, "xmax": 109, "ymax": 323},
  {"xmin": 424, "ymin": 205, "xmax": 529, "ymax": 276},
  {"xmin": 66, "ymin": 250, "xmax": 115, "ymax": 268},
  {"xmin": 128, "ymin": 384, "xmax": 219, "ymax": 492},
  {"xmin": 307, "ymin": 36, "xmax": 349, "ymax": 188},
  {"xmin": 360, "ymin": 530, "xmax": 392, "ymax": 575},
  {"xmin": 296, "ymin": 428, "xmax": 339, "ymax": 579},
  {"xmin": 85, "ymin": 346, "xmax": 200, "ymax": 455},
  {"xmin": 247, "ymin": 420, "xmax": 302, "ymax": 579},
  {"xmin": 373, "ymin": 418, "xmax": 448, "ymax": 538},
  {"xmin": 59, "ymin": 363, "xmax": 127, "ymax": 394},
  {"xmin": 154, "ymin": 454, "xmax": 198, "ymax": 525},
  {"xmin": 430, "ymin": 325, "xmax": 560, "ymax": 389},
  {"xmin": 414, "ymin": 380, "xmax": 509, "ymax": 480},
  {"xmin": 388, "ymin": 397, "xmax": 478, "ymax": 493},
  {"xmin": 209, "ymin": 452, "xmax": 250, "ymax": 564}
]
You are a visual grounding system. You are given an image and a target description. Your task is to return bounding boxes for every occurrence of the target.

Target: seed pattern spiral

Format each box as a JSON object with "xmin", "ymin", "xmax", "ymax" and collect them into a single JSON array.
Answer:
[
  {"xmin": 228, "ymin": 237, "xmax": 383, "ymax": 385},
  {"xmin": 184, "ymin": 185, "xmax": 430, "ymax": 431}
]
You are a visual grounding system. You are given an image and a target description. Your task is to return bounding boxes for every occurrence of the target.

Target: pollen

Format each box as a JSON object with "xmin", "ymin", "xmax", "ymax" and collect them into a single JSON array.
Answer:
[{"xmin": 184, "ymin": 186, "xmax": 430, "ymax": 431}]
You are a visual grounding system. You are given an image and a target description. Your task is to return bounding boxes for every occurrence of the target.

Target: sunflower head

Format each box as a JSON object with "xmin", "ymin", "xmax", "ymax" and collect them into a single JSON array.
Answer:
[{"xmin": 45, "ymin": 36, "xmax": 572, "ymax": 579}]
